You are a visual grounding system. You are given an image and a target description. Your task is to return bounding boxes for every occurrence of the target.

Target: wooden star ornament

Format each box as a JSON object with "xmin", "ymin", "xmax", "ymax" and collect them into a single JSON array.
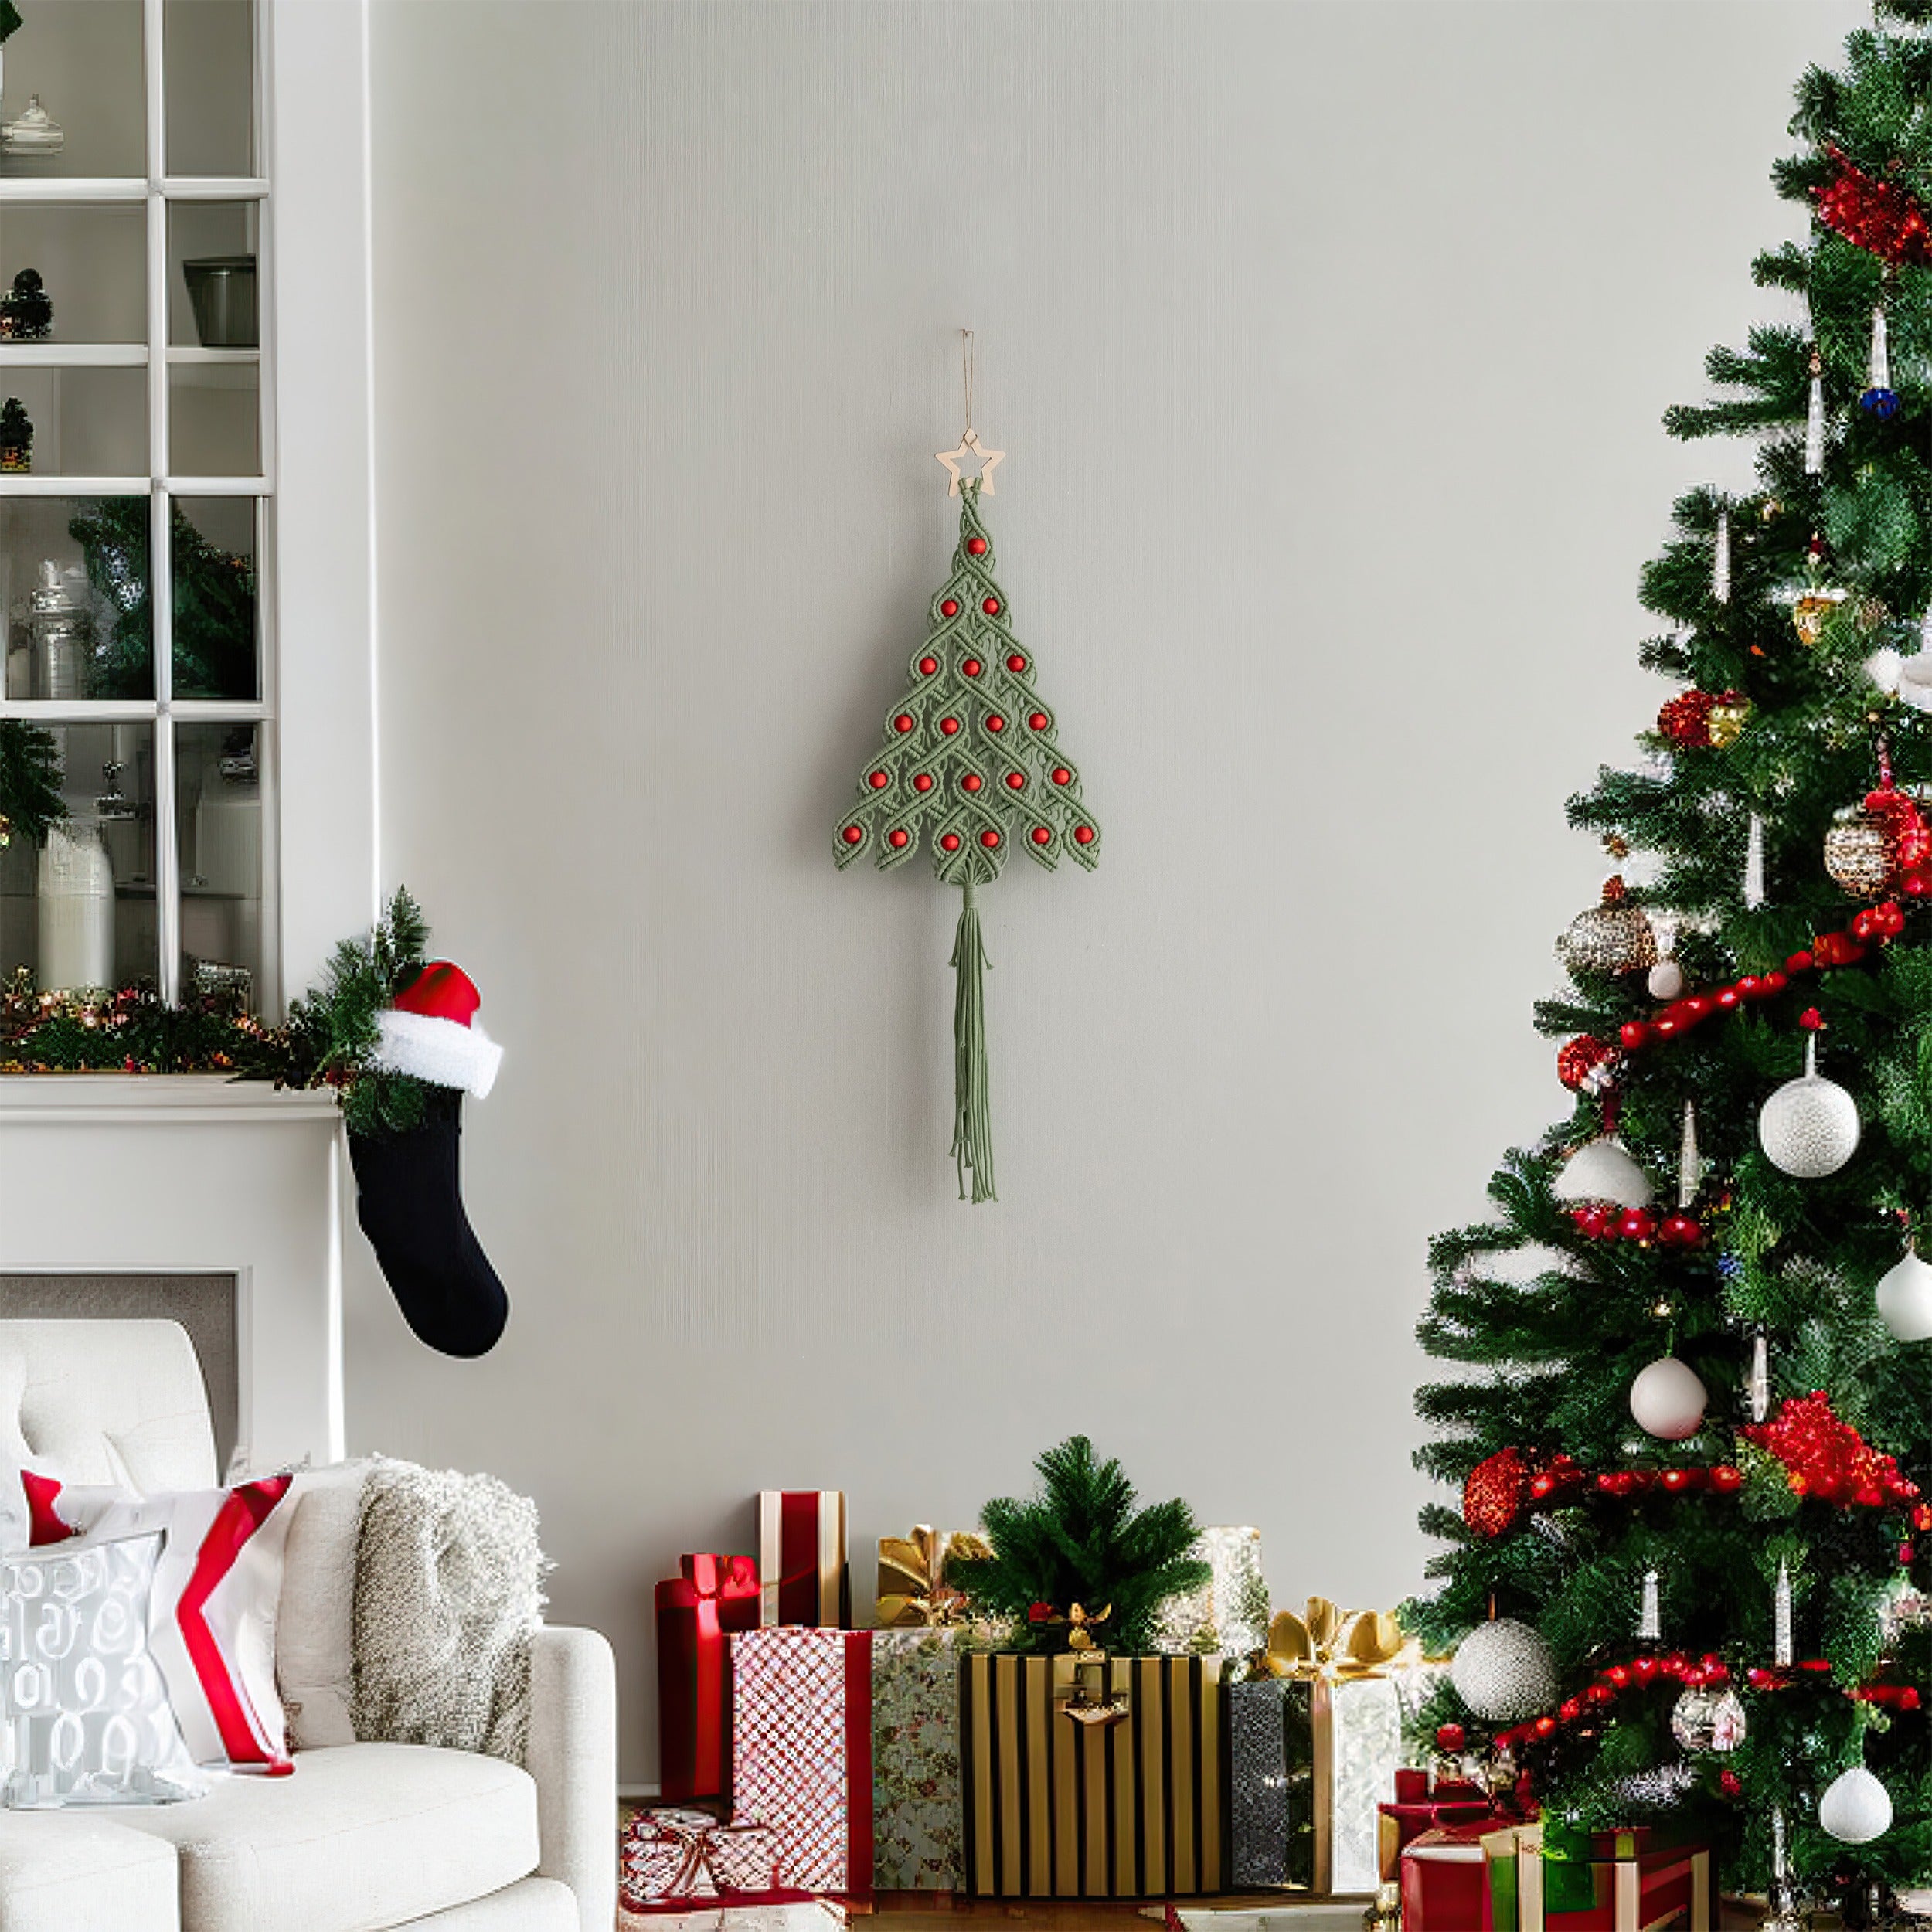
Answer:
[{"xmin": 934, "ymin": 427, "xmax": 1005, "ymax": 496}]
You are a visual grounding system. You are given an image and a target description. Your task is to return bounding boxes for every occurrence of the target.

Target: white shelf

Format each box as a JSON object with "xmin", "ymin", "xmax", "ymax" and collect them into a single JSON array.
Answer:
[
  {"xmin": 0, "ymin": 701, "xmax": 161, "ymax": 723},
  {"xmin": 0, "ymin": 179, "xmax": 146, "ymax": 204},
  {"xmin": 166, "ymin": 347, "xmax": 259, "ymax": 366},
  {"xmin": 161, "ymin": 177, "xmax": 270, "ymax": 202},
  {"xmin": 0, "ymin": 474, "xmax": 150, "ymax": 497},
  {"xmin": 0, "ymin": 345, "xmax": 148, "ymax": 368}
]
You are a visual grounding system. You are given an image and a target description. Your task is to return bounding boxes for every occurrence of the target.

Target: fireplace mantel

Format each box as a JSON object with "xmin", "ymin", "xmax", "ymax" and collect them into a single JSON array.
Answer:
[{"xmin": 0, "ymin": 1077, "xmax": 341, "ymax": 1124}]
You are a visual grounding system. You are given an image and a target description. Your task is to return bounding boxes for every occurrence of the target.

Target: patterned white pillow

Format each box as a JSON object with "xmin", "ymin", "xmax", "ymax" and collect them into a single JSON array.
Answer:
[{"xmin": 0, "ymin": 1531, "xmax": 206, "ymax": 1808}]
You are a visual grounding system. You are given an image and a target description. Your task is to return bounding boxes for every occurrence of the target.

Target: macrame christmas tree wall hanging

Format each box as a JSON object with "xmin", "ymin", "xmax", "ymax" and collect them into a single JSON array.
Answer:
[{"xmin": 835, "ymin": 379, "xmax": 1099, "ymax": 1202}]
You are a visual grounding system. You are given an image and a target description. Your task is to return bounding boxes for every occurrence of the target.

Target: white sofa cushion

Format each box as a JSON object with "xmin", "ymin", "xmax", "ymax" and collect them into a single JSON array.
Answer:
[
  {"xmin": 114, "ymin": 1741, "xmax": 540, "ymax": 1932},
  {"xmin": 274, "ymin": 1461, "xmax": 370, "ymax": 1750},
  {"xmin": 0, "ymin": 1808, "xmax": 179, "ymax": 1932}
]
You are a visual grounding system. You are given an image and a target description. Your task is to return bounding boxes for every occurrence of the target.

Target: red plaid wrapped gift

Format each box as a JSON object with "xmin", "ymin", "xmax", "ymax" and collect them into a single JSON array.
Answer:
[
  {"xmin": 730, "ymin": 1627, "xmax": 874, "ymax": 1897},
  {"xmin": 620, "ymin": 1807, "xmax": 808, "ymax": 1913}
]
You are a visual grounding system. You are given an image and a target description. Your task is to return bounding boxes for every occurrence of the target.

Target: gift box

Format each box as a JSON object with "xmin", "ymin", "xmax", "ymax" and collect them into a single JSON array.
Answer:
[
  {"xmin": 1399, "ymin": 1821, "xmax": 1509, "ymax": 1932},
  {"xmin": 875, "ymin": 1525, "xmax": 989, "ymax": 1628},
  {"xmin": 958, "ymin": 1651, "xmax": 1227, "ymax": 1898},
  {"xmin": 1491, "ymin": 1823, "xmax": 1713, "ymax": 1932},
  {"xmin": 759, "ymin": 1491, "xmax": 848, "ymax": 1628},
  {"xmin": 621, "ymin": 1907, "xmax": 846, "ymax": 1932},
  {"xmin": 1228, "ymin": 1599, "xmax": 1419, "ymax": 1896},
  {"xmin": 730, "ymin": 1626, "xmax": 874, "ymax": 1896},
  {"xmin": 872, "ymin": 1624, "xmax": 995, "ymax": 1890},
  {"xmin": 1377, "ymin": 1766, "xmax": 1503, "ymax": 1880},
  {"xmin": 1151, "ymin": 1526, "xmax": 1270, "ymax": 1658},
  {"xmin": 619, "ymin": 1805, "xmax": 808, "ymax": 1914},
  {"xmin": 658, "ymin": 1555, "xmax": 761, "ymax": 1801}
]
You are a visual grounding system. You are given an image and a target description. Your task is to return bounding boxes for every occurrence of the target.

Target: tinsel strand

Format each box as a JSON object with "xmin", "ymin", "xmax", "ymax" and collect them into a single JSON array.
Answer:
[{"xmin": 950, "ymin": 880, "xmax": 995, "ymax": 1203}]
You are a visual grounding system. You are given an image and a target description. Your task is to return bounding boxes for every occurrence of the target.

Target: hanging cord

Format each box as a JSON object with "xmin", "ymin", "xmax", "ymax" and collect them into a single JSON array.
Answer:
[
  {"xmin": 961, "ymin": 328, "xmax": 975, "ymax": 440},
  {"xmin": 950, "ymin": 879, "xmax": 996, "ymax": 1203}
]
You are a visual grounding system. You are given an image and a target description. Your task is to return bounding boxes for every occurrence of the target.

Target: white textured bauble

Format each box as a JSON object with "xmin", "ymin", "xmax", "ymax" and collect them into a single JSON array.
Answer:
[
  {"xmin": 1450, "ymin": 1617, "xmax": 1559, "ymax": 1724},
  {"xmin": 1551, "ymin": 1137, "xmax": 1655, "ymax": 1209},
  {"xmin": 1670, "ymin": 1684, "xmax": 1746, "ymax": 1754},
  {"xmin": 1646, "ymin": 959, "xmax": 1686, "ymax": 1002},
  {"xmin": 1819, "ymin": 1764, "xmax": 1894, "ymax": 1845},
  {"xmin": 1876, "ymin": 1246, "xmax": 1932, "ymax": 1343},
  {"xmin": 1900, "ymin": 651, "xmax": 1932, "ymax": 714},
  {"xmin": 1629, "ymin": 1356, "xmax": 1707, "ymax": 1441},
  {"xmin": 1758, "ymin": 1070, "xmax": 1860, "ymax": 1179}
]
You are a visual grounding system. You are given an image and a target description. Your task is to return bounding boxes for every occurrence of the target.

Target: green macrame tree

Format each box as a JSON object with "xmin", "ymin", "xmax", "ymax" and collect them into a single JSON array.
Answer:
[
  {"xmin": 835, "ymin": 477, "xmax": 1100, "ymax": 1203},
  {"xmin": 948, "ymin": 1435, "xmax": 1209, "ymax": 1655}
]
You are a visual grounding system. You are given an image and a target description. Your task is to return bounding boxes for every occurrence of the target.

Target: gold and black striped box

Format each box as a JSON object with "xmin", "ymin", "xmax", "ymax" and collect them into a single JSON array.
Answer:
[{"xmin": 959, "ymin": 1653, "xmax": 1228, "ymax": 1898}]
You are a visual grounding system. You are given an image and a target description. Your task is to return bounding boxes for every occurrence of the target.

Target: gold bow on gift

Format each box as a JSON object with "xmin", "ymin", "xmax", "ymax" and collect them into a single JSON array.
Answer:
[
  {"xmin": 1257, "ymin": 1597, "xmax": 1413, "ymax": 1681},
  {"xmin": 876, "ymin": 1526, "xmax": 992, "ymax": 1627}
]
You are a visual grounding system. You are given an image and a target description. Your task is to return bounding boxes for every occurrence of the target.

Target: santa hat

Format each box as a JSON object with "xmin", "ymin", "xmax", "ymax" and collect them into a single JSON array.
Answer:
[{"xmin": 370, "ymin": 961, "xmax": 502, "ymax": 1099}]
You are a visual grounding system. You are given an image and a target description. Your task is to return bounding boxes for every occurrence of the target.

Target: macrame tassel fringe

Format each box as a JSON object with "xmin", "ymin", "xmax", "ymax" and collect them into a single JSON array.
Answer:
[
  {"xmin": 1806, "ymin": 346, "xmax": 1826, "ymax": 474},
  {"xmin": 950, "ymin": 881, "xmax": 996, "ymax": 1204},
  {"xmin": 1744, "ymin": 811, "xmax": 1766, "ymax": 909},
  {"xmin": 1869, "ymin": 304, "xmax": 1892, "ymax": 393},
  {"xmin": 1712, "ymin": 511, "xmax": 1730, "ymax": 605}
]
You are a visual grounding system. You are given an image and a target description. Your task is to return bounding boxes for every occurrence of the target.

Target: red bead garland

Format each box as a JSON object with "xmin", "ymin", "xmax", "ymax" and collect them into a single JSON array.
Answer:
[
  {"xmin": 893, "ymin": 714, "xmax": 914, "ymax": 733},
  {"xmin": 1491, "ymin": 1650, "xmax": 1733, "ymax": 1750}
]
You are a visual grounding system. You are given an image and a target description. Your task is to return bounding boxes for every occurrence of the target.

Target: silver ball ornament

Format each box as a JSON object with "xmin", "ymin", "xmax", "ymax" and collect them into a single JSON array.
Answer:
[
  {"xmin": 1819, "ymin": 1764, "xmax": 1893, "ymax": 1845},
  {"xmin": 1759, "ymin": 1039, "xmax": 1860, "ymax": 1179},
  {"xmin": 1629, "ymin": 1356, "xmax": 1707, "ymax": 1441},
  {"xmin": 1450, "ymin": 1617, "xmax": 1559, "ymax": 1723},
  {"xmin": 1647, "ymin": 959, "xmax": 1686, "ymax": 1001},
  {"xmin": 1876, "ymin": 1245, "xmax": 1932, "ymax": 1343},
  {"xmin": 1669, "ymin": 1684, "xmax": 1746, "ymax": 1754}
]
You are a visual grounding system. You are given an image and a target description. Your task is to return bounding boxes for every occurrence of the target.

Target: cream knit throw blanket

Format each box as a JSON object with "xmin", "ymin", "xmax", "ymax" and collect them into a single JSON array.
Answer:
[{"xmin": 350, "ymin": 1459, "xmax": 547, "ymax": 1763}]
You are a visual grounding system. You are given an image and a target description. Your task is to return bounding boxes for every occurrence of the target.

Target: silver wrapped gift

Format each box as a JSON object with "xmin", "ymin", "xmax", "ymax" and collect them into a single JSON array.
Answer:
[{"xmin": 1152, "ymin": 1525, "xmax": 1269, "ymax": 1657}]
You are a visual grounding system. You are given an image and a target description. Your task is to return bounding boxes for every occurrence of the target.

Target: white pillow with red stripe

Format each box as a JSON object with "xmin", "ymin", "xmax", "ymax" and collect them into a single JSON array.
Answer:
[{"xmin": 22, "ymin": 1469, "xmax": 297, "ymax": 1774}]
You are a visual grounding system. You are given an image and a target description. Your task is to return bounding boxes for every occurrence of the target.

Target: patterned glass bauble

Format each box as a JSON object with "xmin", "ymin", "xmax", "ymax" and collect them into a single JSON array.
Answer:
[
  {"xmin": 1825, "ymin": 807, "xmax": 1900, "ymax": 896},
  {"xmin": 1759, "ymin": 1043, "xmax": 1861, "ymax": 1179},
  {"xmin": 1670, "ymin": 1684, "xmax": 1746, "ymax": 1753},
  {"xmin": 1551, "ymin": 1136, "xmax": 1655, "ymax": 1209},
  {"xmin": 1706, "ymin": 696, "xmax": 1750, "ymax": 747},
  {"xmin": 1792, "ymin": 587, "xmax": 1847, "ymax": 646},
  {"xmin": 1876, "ymin": 1245, "xmax": 1932, "ymax": 1343},
  {"xmin": 1463, "ymin": 1448, "xmax": 1529, "ymax": 1539},
  {"xmin": 1556, "ymin": 879, "xmax": 1657, "ymax": 976},
  {"xmin": 1819, "ymin": 1764, "xmax": 1893, "ymax": 1845},
  {"xmin": 1449, "ymin": 1617, "xmax": 1558, "ymax": 1724},
  {"xmin": 1556, "ymin": 1036, "xmax": 1617, "ymax": 1094}
]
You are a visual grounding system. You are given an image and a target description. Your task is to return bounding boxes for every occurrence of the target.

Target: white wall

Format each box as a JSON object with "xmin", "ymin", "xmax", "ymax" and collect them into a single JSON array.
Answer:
[{"xmin": 362, "ymin": 0, "xmax": 1868, "ymax": 1782}]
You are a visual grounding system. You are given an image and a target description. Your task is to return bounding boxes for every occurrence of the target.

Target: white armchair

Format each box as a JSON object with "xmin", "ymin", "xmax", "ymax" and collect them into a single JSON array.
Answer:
[{"xmin": 0, "ymin": 1319, "xmax": 616, "ymax": 1932}]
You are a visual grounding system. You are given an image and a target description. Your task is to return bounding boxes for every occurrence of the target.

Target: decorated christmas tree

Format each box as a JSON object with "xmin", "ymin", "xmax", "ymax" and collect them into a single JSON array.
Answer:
[{"xmin": 1407, "ymin": 7, "xmax": 1932, "ymax": 1920}]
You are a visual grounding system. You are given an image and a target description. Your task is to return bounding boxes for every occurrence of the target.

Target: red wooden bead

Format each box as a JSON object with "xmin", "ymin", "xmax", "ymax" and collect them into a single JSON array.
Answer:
[
  {"xmin": 962, "ymin": 774, "xmax": 983, "ymax": 792},
  {"xmin": 1534, "ymin": 1717, "xmax": 1557, "ymax": 1737},
  {"xmin": 1559, "ymin": 1699, "xmax": 1582, "ymax": 1723},
  {"xmin": 889, "ymin": 828, "xmax": 910, "ymax": 849},
  {"xmin": 913, "ymin": 774, "xmax": 934, "ymax": 792},
  {"xmin": 1031, "ymin": 827, "xmax": 1051, "ymax": 845},
  {"xmin": 1028, "ymin": 713, "xmax": 1049, "ymax": 731},
  {"xmin": 1073, "ymin": 825, "xmax": 1094, "ymax": 845},
  {"xmin": 940, "ymin": 717, "xmax": 961, "ymax": 736},
  {"xmin": 893, "ymin": 714, "xmax": 914, "ymax": 733},
  {"xmin": 1621, "ymin": 1021, "xmax": 1651, "ymax": 1047},
  {"xmin": 1606, "ymin": 1665, "xmax": 1631, "ymax": 1687},
  {"xmin": 1005, "ymin": 772, "xmax": 1025, "ymax": 790},
  {"xmin": 869, "ymin": 770, "xmax": 889, "ymax": 789},
  {"xmin": 1051, "ymin": 767, "xmax": 1071, "ymax": 785},
  {"xmin": 1007, "ymin": 653, "xmax": 1027, "ymax": 672},
  {"xmin": 1586, "ymin": 1683, "xmax": 1615, "ymax": 1706},
  {"xmin": 1618, "ymin": 1208, "xmax": 1655, "ymax": 1241},
  {"xmin": 980, "ymin": 829, "xmax": 1001, "ymax": 848},
  {"xmin": 842, "ymin": 826, "xmax": 863, "ymax": 845},
  {"xmin": 982, "ymin": 597, "xmax": 1001, "ymax": 614},
  {"xmin": 940, "ymin": 833, "xmax": 961, "ymax": 852},
  {"xmin": 940, "ymin": 601, "xmax": 959, "ymax": 618},
  {"xmin": 985, "ymin": 714, "xmax": 1006, "ymax": 732},
  {"xmin": 966, "ymin": 536, "xmax": 988, "ymax": 556},
  {"xmin": 1715, "ymin": 987, "xmax": 1739, "ymax": 1009},
  {"xmin": 963, "ymin": 658, "xmax": 983, "ymax": 676},
  {"xmin": 920, "ymin": 655, "xmax": 939, "ymax": 675}
]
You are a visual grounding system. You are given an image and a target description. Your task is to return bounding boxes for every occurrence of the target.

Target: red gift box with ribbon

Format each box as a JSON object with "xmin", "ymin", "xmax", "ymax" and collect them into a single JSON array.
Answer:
[
  {"xmin": 1378, "ymin": 1766, "xmax": 1509, "ymax": 1879},
  {"xmin": 620, "ymin": 1805, "xmax": 813, "ymax": 1913},
  {"xmin": 656, "ymin": 1554, "xmax": 760, "ymax": 1801},
  {"xmin": 758, "ymin": 1490, "xmax": 849, "ymax": 1627}
]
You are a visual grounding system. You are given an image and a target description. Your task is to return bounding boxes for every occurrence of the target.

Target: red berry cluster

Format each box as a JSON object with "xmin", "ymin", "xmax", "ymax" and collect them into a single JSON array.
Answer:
[
  {"xmin": 1593, "ymin": 1464, "xmax": 1743, "ymax": 1498},
  {"xmin": 1656, "ymin": 689, "xmax": 1745, "ymax": 748},
  {"xmin": 1492, "ymin": 1651, "xmax": 1733, "ymax": 1750},
  {"xmin": 1852, "ymin": 1682, "xmax": 1923, "ymax": 1712},
  {"xmin": 1568, "ymin": 1204, "xmax": 1704, "ymax": 1247},
  {"xmin": 1742, "ymin": 1392, "xmax": 1922, "ymax": 1508},
  {"xmin": 1816, "ymin": 145, "xmax": 1932, "ymax": 266}
]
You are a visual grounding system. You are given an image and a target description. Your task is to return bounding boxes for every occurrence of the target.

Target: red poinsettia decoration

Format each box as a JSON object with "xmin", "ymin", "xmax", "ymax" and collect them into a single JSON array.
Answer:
[
  {"xmin": 1742, "ymin": 1392, "xmax": 1920, "ymax": 1507},
  {"xmin": 1815, "ymin": 146, "xmax": 1932, "ymax": 265}
]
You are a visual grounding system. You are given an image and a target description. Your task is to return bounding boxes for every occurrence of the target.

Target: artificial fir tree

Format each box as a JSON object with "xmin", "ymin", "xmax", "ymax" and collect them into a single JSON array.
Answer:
[
  {"xmin": 1407, "ymin": 7, "xmax": 1932, "ymax": 1919},
  {"xmin": 836, "ymin": 476, "xmax": 1099, "ymax": 1203}
]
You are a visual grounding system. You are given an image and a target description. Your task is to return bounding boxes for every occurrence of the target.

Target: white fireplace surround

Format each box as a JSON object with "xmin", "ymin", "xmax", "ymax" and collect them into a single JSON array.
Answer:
[{"xmin": 0, "ymin": 1079, "xmax": 347, "ymax": 1472}]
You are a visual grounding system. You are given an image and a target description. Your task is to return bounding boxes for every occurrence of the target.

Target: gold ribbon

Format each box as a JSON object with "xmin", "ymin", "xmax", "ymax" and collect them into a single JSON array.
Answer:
[
  {"xmin": 1257, "ymin": 1596, "xmax": 1413, "ymax": 1681},
  {"xmin": 876, "ymin": 1525, "xmax": 992, "ymax": 1627}
]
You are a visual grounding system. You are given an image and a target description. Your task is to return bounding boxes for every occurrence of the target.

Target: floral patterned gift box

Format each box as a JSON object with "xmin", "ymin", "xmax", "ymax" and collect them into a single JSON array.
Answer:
[{"xmin": 871, "ymin": 1624, "xmax": 992, "ymax": 1891}]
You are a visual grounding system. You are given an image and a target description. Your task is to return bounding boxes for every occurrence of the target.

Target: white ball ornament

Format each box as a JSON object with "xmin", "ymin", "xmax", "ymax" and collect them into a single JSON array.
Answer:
[
  {"xmin": 1647, "ymin": 959, "xmax": 1686, "ymax": 1002},
  {"xmin": 1629, "ymin": 1356, "xmax": 1707, "ymax": 1441},
  {"xmin": 1758, "ymin": 1036, "xmax": 1860, "ymax": 1179},
  {"xmin": 1450, "ymin": 1617, "xmax": 1559, "ymax": 1724},
  {"xmin": 1877, "ymin": 1244, "xmax": 1932, "ymax": 1343},
  {"xmin": 1551, "ymin": 1137, "xmax": 1655, "ymax": 1210},
  {"xmin": 1819, "ymin": 1764, "xmax": 1893, "ymax": 1845}
]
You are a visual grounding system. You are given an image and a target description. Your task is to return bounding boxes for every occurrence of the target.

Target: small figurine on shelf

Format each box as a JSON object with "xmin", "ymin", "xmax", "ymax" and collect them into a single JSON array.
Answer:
[
  {"xmin": 1, "ymin": 96, "xmax": 63, "ymax": 158},
  {"xmin": 0, "ymin": 270, "xmax": 49, "ymax": 341},
  {"xmin": 0, "ymin": 398, "xmax": 31, "ymax": 474}
]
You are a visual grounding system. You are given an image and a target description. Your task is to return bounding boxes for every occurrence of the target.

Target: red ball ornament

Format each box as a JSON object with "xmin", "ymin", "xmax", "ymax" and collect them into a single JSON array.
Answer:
[
  {"xmin": 1556, "ymin": 1034, "xmax": 1617, "ymax": 1093},
  {"xmin": 913, "ymin": 774, "xmax": 935, "ymax": 793},
  {"xmin": 1572, "ymin": 1205, "xmax": 1613, "ymax": 1240},
  {"xmin": 1051, "ymin": 767, "xmax": 1072, "ymax": 786},
  {"xmin": 939, "ymin": 601, "xmax": 959, "ymax": 619},
  {"xmin": 893, "ymin": 714, "xmax": 914, "ymax": 733},
  {"xmin": 963, "ymin": 658, "xmax": 983, "ymax": 677},
  {"xmin": 919, "ymin": 655, "xmax": 939, "ymax": 675},
  {"xmin": 1028, "ymin": 711, "xmax": 1049, "ymax": 730},
  {"xmin": 1658, "ymin": 1212, "xmax": 1702, "ymax": 1249},
  {"xmin": 940, "ymin": 833, "xmax": 961, "ymax": 852},
  {"xmin": 1031, "ymin": 826, "xmax": 1052, "ymax": 846},
  {"xmin": 1073, "ymin": 825, "xmax": 1095, "ymax": 845},
  {"xmin": 1436, "ymin": 1723, "xmax": 1467, "ymax": 1754},
  {"xmin": 985, "ymin": 714, "xmax": 1006, "ymax": 733},
  {"xmin": 966, "ymin": 536, "xmax": 988, "ymax": 556},
  {"xmin": 980, "ymin": 829, "xmax": 1001, "ymax": 849},
  {"xmin": 868, "ymin": 770, "xmax": 889, "ymax": 790},
  {"xmin": 961, "ymin": 774, "xmax": 983, "ymax": 792},
  {"xmin": 1462, "ymin": 1447, "xmax": 1530, "ymax": 1538},
  {"xmin": 1006, "ymin": 653, "xmax": 1027, "ymax": 672},
  {"xmin": 888, "ymin": 828, "xmax": 910, "ymax": 849},
  {"xmin": 1005, "ymin": 772, "xmax": 1025, "ymax": 791},
  {"xmin": 982, "ymin": 597, "xmax": 1001, "ymax": 614},
  {"xmin": 1617, "ymin": 1208, "xmax": 1656, "ymax": 1243},
  {"xmin": 940, "ymin": 716, "xmax": 961, "ymax": 736},
  {"xmin": 1658, "ymin": 690, "xmax": 1718, "ymax": 748},
  {"xmin": 842, "ymin": 825, "xmax": 863, "ymax": 845}
]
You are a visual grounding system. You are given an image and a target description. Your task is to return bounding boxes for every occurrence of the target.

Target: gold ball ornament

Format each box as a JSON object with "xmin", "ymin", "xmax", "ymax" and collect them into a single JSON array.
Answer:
[
  {"xmin": 1706, "ymin": 697, "xmax": 1750, "ymax": 747},
  {"xmin": 1791, "ymin": 587, "xmax": 1846, "ymax": 647},
  {"xmin": 1556, "ymin": 879, "xmax": 1658, "ymax": 976},
  {"xmin": 1824, "ymin": 807, "xmax": 1900, "ymax": 896}
]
